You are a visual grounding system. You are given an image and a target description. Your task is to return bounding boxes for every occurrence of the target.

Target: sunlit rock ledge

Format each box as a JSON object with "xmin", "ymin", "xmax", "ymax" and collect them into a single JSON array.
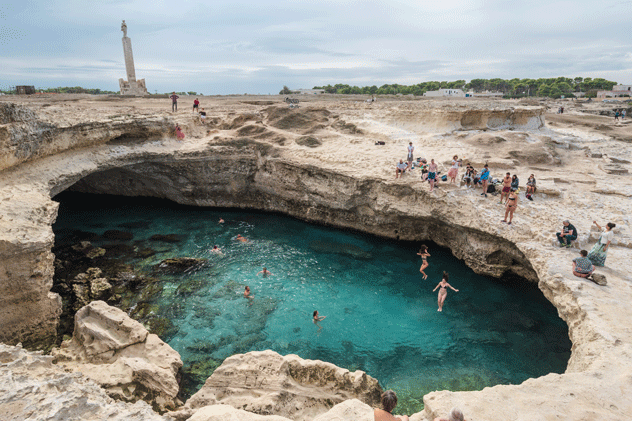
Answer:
[{"xmin": 0, "ymin": 95, "xmax": 631, "ymax": 420}]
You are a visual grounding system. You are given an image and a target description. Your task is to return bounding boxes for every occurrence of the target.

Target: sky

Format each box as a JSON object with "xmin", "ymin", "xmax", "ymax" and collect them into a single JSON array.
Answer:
[{"xmin": 1, "ymin": 0, "xmax": 631, "ymax": 94}]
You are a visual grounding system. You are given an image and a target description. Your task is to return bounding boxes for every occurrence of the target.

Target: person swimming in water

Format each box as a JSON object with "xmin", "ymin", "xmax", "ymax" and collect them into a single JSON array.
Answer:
[
  {"xmin": 417, "ymin": 245, "xmax": 430, "ymax": 280},
  {"xmin": 211, "ymin": 245, "xmax": 222, "ymax": 254},
  {"xmin": 432, "ymin": 272, "xmax": 459, "ymax": 312},
  {"xmin": 219, "ymin": 218, "xmax": 225, "ymax": 224},
  {"xmin": 244, "ymin": 286, "xmax": 253, "ymax": 298},
  {"xmin": 257, "ymin": 267, "xmax": 273, "ymax": 276},
  {"xmin": 313, "ymin": 310, "xmax": 326, "ymax": 331},
  {"xmin": 235, "ymin": 234, "xmax": 248, "ymax": 242}
]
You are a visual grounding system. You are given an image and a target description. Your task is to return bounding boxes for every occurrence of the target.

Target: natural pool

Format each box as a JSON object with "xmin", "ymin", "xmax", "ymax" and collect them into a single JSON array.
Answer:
[{"xmin": 52, "ymin": 192, "xmax": 571, "ymax": 413}]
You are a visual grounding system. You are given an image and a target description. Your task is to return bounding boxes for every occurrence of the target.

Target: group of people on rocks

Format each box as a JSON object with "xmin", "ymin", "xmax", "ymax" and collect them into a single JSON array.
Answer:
[
  {"xmin": 558, "ymin": 220, "xmax": 616, "ymax": 278},
  {"xmin": 374, "ymin": 389, "xmax": 465, "ymax": 421},
  {"xmin": 170, "ymin": 94, "xmax": 209, "ymax": 141}
]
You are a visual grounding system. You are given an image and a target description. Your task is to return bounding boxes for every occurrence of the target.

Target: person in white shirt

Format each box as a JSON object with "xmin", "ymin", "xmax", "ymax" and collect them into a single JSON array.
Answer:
[
  {"xmin": 396, "ymin": 159, "xmax": 407, "ymax": 178},
  {"xmin": 406, "ymin": 143, "xmax": 414, "ymax": 169},
  {"xmin": 587, "ymin": 221, "xmax": 615, "ymax": 266}
]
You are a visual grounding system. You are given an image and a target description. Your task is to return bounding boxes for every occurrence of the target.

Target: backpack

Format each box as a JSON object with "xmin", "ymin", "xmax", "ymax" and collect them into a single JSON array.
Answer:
[{"xmin": 487, "ymin": 184, "xmax": 496, "ymax": 193}]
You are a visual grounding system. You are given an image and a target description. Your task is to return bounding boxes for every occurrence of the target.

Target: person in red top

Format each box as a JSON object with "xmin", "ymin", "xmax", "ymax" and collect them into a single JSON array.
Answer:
[
  {"xmin": 170, "ymin": 92, "xmax": 179, "ymax": 112},
  {"xmin": 193, "ymin": 98, "xmax": 199, "ymax": 113}
]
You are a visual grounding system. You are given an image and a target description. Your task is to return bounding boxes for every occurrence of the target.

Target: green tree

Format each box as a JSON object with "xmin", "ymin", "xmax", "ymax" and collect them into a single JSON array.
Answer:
[{"xmin": 279, "ymin": 86, "xmax": 293, "ymax": 95}]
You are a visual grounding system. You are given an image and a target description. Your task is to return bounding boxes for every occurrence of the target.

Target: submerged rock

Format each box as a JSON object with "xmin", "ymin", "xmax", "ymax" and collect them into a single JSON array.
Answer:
[
  {"xmin": 102, "ymin": 229, "xmax": 134, "ymax": 241},
  {"xmin": 157, "ymin": 257, "xmax": 207, "ymax": 271},
  {"xmin": 171, "ymin": 350, "xmax": 382, "ymax": 421},
  {"xmin": 52, "ymin": 301, "xmax": 183, "ymax": 413},
  {"xmin": 150, "ymin": 234, "xmax": 183, "ymax": 243}
]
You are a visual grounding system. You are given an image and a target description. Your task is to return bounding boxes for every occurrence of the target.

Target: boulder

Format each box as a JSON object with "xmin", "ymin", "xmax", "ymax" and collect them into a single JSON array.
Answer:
[
  {"xmin": 0, "ymin": 343, "xmax": 167, "ymax": 421},
  {"xmin": 173, "ymin": 350, "xmax": 382, "ymax": 421},
  {"xmin": 157, "ymin": 257, "xmax": 207, "ymax": 271},
  {"xmin": 188, "ymin": 405, "xmax": 294, "ymax": 421},
  {"xmin": 150, "ymin": 234, "xmax": 183, "ymax": 243},
  {"xmin": 52, "ymin": 301, "xmax": 183, "ymax": 412},
  {"xmin": 312, "ymin": 399, "xmax": 374, "ymax": 421}
]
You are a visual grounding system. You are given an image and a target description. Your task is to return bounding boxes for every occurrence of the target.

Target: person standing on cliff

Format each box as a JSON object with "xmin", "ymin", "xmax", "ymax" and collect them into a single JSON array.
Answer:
[
  {"xmin": 500, "ymin": 172, "xmax": 512, "ymax": 204},
  {"xmin": 479, "ymin": 164, "xmax": 490, "ymax": 197},
  {"xmin": 193, "ymin": 98, "xmax": 199, "ymax": 113},
  {"xmin": 406, "ymin": 142, "xmax": 414, "ymax": 170},
  {"xmin": 170, "ymin": 92, "xmax": 179, "ymax": 112},
  {"xmin": 428, "ymin": 159, "xmax": 438, "ymax": 192}
]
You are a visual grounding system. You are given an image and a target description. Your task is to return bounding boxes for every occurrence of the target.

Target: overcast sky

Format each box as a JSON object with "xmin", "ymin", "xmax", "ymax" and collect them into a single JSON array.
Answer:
[{"xmin": 1, "ymin": 0, "xmax": 630, "ymax": 94}]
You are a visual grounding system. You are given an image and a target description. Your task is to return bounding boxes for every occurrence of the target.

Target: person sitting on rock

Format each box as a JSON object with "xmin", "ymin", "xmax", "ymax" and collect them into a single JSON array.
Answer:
[
  {"xmin": 434, "ymin": 407, "xmax": 465, "ymax": 421},
  {"xmin": 525, "ymin": 174, "xmax": 536, "ymax": 200},
  {"xmin": 572, "ymin": 250, "xmax": 595, "ymax": 278},
  {"xmin": 374, "ymin": 390, "xmax": 409, "ymax": 421},
  {"xmin": 556, "ymin": 220, "xmax": 577, "ymax": 247},
  {"xmin": 396, "ymin": 159, "xmax": 407, "ymax": 179}
]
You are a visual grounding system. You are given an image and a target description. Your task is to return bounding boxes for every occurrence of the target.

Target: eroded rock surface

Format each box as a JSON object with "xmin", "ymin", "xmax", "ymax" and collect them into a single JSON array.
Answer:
[
  {"xmin": 52, "ymin": 300, "xmax": 182, "ymax": 412},
  {"xmin": 170, "ymin": 350, "xmax": 382, "ymax": 421},
  {"xmin": 0, "ymin": 343, "xmax": 167, "ymax": 421}
]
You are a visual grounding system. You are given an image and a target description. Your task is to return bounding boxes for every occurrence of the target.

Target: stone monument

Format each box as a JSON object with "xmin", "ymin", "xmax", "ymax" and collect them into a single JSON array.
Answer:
[{"xmin": 119, "ymin": 20, "xmax": 148, "ymax": 96}]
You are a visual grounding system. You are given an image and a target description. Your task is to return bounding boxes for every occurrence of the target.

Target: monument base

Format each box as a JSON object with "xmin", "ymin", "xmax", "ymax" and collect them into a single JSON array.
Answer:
[{"xmin": 119, "ymin": 78, "xmax": 148, "ymax": 96}]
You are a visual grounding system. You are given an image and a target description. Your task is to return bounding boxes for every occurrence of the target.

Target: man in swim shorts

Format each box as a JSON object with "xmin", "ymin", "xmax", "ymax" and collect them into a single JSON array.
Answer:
[
  {"xmin": 500, "ymin": 172, "xmax": 512, "ymax": 204},
  {"xmin": 428, "ymin": 159, "xmax": 438, "ymax": 192}
]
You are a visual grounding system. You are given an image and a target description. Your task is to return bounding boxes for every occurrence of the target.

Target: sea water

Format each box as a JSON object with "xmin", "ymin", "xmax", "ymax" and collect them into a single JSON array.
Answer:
[{"xmin": 53, "ymin": 193, "xmax": 571, "ymax": 412}]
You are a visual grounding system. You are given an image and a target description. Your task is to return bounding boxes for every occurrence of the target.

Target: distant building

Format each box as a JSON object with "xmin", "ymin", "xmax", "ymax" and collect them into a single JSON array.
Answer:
[
  {"xmin": 423, "ymin": 89, "xmax": 465, "ymax": 97},
  {"xmin": 16, "ymin": 86, "xmax": 35, "ymax": 95},
  {"xmin": 597, "ymin": 85, "xmax": 632, "ymax": 98},
  {"xmin": 296, "ymin": 89, "xmax": 325, "ymax": 95},
  {"xmin": 466, "ymin": 91, "xmax": 504, "ymax": 97}
]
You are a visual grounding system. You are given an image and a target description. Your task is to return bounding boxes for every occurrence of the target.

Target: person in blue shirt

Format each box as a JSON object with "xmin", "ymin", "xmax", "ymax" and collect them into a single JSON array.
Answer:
[{"xmin": 479, "ymin": 164, "xmax": 490, "ymax": 197}]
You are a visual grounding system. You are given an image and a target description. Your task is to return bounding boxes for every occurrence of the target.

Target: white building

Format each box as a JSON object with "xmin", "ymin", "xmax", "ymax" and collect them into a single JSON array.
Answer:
[
  {"xmin": 466, "ymin": 91, "xmax": 504, "ymax": 97},
  {"xmin": 423, "ymin": 89, "xmax": 465, "ymax": 97},
  {"xmin": 597, "ymin": 85, "xmax": 632, "ymax": 98}
]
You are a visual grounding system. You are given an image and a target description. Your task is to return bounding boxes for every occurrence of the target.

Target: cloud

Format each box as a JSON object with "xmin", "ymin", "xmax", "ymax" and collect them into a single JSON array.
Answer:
[{"xmin": 1, "ymin": 0, "xmax": 630, "ymax": 94}]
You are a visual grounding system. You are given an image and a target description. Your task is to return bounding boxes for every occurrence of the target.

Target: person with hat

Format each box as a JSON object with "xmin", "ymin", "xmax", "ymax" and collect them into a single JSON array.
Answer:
[{"xmin": 556, "ymin": 220, "xmax": 577, "ymax": 247}]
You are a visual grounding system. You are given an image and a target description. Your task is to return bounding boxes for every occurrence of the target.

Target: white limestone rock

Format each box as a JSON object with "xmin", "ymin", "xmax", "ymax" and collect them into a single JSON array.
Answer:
[
  {"xmin": 52, "ymin": 301, "xmax": 182, "ymax": 412},
  {"xmin": 174, "ymin": 350, "xmax": 382, "ymax": 421},
  {"xmin": 0, "ymin": 343, "xmax": 167, "ymax": 421}
]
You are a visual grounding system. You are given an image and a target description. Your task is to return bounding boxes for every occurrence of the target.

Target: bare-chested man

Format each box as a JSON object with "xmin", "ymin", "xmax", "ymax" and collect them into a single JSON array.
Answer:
[{"xmin": 500, "ymin": 172, "xmax": 512, "ymax": 204}]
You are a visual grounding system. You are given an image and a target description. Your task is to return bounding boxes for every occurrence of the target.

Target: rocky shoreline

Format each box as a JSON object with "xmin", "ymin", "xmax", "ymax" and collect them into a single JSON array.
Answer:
[{"xmin": 1, "ymin": 95, "xmax": 631, "ymax": 420}]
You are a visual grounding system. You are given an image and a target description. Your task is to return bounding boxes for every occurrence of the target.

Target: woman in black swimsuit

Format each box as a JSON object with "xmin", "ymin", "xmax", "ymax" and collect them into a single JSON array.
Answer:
[
  {"xmin": 432, "ymin": 272, "xmax": 459, "ymax": 312},
  {"xmin": 502, "ymin": 188, "xmax": 518, "ymax": 225}
]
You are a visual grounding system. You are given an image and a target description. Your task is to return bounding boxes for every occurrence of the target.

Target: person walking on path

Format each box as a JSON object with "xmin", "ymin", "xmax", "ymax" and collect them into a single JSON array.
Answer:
[
  {"xmin": 556, "ymin": 220, "xmax": 577, "ymax": 247},
  {"xmin": 479, "ymin": 164, "xmax": 490, "ymax": 197},
  {"xmin": 587, "ymin": 221, "xmax": 615, "ymax": 266},
  {"xmin": 193, "ymin": 98, "xmax": 200, "ymax": 113},
  {"xmin": 572, "ymin": 250, "xmax": 595, "ymax": 278},
  {"xmin": 417, "ymin": 245, "xmax": 430, "ymax": 280},
  {"xmin": 433, "ymin": 272, "xmax": 458, "ymax": 312},
  {"xmin": 170, "ymin": 92, "xmax": 179, "ymax": 112},
  {"xmin": 406, "ymin": 142, "xmax": 414, "ymax": 170},
  {"xmin": 502, "ymin": 188, "xmax": 518, "ymax": 224},
  {"xmin": 448, "ymin": 155, "xmax": 460, "ymax": 184},
  {"xmin": 614, "ymin": 110, "xmax": 620, "ymax": 121},
  {"xmin": 499, "ymin": 172, "xmax": 512, "ymax": 204},
  {"xmin": 622, "ymin": 109, "xmax": 627, "ymax": 119},
  {"xmin": 428, "ymin": 159, "xmax": 438, "ymax": 192}
]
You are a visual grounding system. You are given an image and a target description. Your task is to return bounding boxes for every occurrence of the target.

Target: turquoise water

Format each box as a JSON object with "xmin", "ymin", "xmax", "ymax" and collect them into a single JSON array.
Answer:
[{"xmin": 53, "ymin": 193, "xmax": 570, "ymax": 412}]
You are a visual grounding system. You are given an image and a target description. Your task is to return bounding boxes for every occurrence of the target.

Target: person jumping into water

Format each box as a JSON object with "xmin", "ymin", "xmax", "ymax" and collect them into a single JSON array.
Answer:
[
  {"xmin": 417, "ymin": 245, "xmax": 430, "ymax": 280},
  {"xmin": 432, "ymin": 272, "xmax": 459, "ymax": 312}
]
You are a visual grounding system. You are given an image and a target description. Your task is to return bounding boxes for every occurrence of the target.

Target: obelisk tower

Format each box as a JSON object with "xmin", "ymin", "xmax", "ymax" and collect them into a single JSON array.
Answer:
[{"xmin": 119, "ymin": 20, "xmax": 148, "ymax": 96}]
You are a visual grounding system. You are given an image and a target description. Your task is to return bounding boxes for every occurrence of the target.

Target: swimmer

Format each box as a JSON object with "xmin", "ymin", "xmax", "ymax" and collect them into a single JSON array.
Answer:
[
  {"xmin": 313, "ymin": 310, "xmax": 326, "ymax": 331},
  {"xmin": 417, "ymin": 245, "xmax": 430, "ymax": 280},
  {"xmin": 432, "ymin": 272, "xmax": 459, "ymax": 312},
  {"xmin": 219, "ymin": 218, "xmax": 225, "ymax": 224},
  {"xmin": 257, "ymin": 267, "xmax": 273, "ymax": 277},
  {"xmin": 235, "ymin": 234, "xmax": 248, "ymax": 242},
  {"xmin": 244, "ymin": 286, "xmax": 254, "ymax": 298},
  {"xmin": 211, "ymin": 245, "xmax": 222, "ymax": 254}
]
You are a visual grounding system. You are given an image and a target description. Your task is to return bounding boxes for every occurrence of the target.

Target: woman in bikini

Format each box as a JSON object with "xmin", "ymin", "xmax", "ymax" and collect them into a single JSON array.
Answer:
[
  {"xmin": 417, "ymin": 245, "xmax": 430, "ymax": 280},
  {"xmin": 502, "ymin": 188, "xmax": 518, "ymax": 225},
  {"xmin": 432, "ymin": 272, "xmax": 458, "ymax": 312}
]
